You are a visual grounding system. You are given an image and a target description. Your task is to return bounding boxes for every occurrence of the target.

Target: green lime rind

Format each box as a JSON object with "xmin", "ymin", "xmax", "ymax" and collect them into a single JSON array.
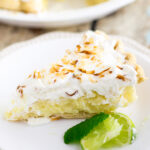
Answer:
[
  {"xmin": 102, "ymin": 113, "xmax": 136, "ymax": 148},
  {"xmin": 131, "ymin": 127, "xmax": 136, "ymax": 144},
  {"xmin": 64, "ymin": 113, "xmax": 109, "ymax": 144},
  {"xmin": 130, "ymin": 118, "xmax": 136, "ymax": 144},
  {"xmin": 81, "ymin": 115, "xmax": 122, "ymax": 150}
]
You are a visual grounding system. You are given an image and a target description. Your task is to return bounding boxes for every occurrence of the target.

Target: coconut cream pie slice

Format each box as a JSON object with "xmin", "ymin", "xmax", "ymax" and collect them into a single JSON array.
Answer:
[
  {"xmin": 0, "ymin": 0, "xmax": 46, "ymax": 13},
  {"xmin": 5, "ymin": 31, "xmax": 145, "ymax": 121}
]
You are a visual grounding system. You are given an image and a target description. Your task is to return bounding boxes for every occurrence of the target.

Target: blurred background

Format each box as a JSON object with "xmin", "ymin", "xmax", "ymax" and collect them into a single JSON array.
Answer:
[{"xmin": 0, "ymin": 0, "xmax": 149, "ymax": 50}]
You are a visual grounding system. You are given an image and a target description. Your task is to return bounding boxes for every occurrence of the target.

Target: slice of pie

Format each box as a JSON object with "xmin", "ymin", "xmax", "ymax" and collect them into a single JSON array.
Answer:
[
  {"xmin": 5, "ymin": 31, "xmax": 145, "ymax": 121},
  {"xmin": 0, "ymin": 0, "xmax": 47, "ymax": 13}
]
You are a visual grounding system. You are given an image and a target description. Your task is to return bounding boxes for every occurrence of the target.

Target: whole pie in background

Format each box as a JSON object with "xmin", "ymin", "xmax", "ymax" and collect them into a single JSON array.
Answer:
[{"xmin": 0, "ymin": 0, "xmax": 108, "ymax": 13}]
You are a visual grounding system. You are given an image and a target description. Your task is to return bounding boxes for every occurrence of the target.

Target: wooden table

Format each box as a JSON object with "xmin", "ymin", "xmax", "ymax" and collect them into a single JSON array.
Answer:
[{"xmin": 0, "ymin": 0, "xmax": 149, "ymax": 50}]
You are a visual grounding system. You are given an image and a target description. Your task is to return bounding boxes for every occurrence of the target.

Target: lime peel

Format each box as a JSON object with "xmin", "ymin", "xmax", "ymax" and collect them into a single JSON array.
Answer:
[{"xmin": 64, "ymin": 113, "xmax": 109, "ymax": 144}]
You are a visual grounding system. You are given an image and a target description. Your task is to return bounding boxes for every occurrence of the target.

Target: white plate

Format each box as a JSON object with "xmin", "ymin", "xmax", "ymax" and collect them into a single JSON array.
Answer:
[
  {"xmin": 0, "ymin": 32, "xmax": 150, "ymax": 150},
  {"xmin": 0, "ymin": 0, "xmax": 135, "ymax": 28}
]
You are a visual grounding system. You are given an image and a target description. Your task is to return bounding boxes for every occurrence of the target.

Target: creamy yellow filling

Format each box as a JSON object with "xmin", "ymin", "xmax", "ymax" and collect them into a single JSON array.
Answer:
[
  {"xmin": 86, "ymin": 0, "xmax": 108, "ymax": 6},
  {"xmin": 5, "ymin": 86, "xmax": 137, "ymax": 121}
]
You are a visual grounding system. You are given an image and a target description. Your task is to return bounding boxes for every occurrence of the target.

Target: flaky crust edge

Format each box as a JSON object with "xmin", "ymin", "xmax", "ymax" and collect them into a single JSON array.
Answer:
[{"xmin": 114, "ymin": 40, "xmax": 146, "ymax": 83}]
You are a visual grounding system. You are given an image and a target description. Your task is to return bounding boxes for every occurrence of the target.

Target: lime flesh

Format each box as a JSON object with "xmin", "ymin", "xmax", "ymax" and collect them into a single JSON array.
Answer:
[
  {"xmin": 102, "ymin": 113, "xmax": 136, "ymax": 148},
  {"xmin": 81, "ymin": 115, "xmax": 122, "ymax": 150}
]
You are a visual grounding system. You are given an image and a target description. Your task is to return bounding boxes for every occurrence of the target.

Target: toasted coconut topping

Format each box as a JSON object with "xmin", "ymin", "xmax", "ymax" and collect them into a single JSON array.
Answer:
[
  {"xmin": 65, "ymin": 90, "xmax": 78, "ymax": 96},
  {"xmin": 79, "ymin": 50, "xmax": 96, "ymax": 55},
  {"xmin": 71, "ymin": 60, "xmax": 78, "ymax": 65},
  {"xmin": 17, "ymin": 85, "xmax": 26, "ymax": 90},
  {"xmin": 33, "ymin": 71, "xmax": 36, "ymax": 78},
  {"xmin": 72, "ymin": 74, "xmax": 81, "ymax": 80},
  {"xmin": 28, "ymin": 74, "xmax": 32, "ymax": 78},
  {"xmin": 56, "ymin": 64, "xmax": 63, "ymax": 67},
  {"xmin": 116, "ymin": 75, "xmax": 126, "ymax": 81},
  {"xmin": 64, "ymin": 72, "xmax": 69, "ymax": 75},
  {"xmin": 86, "ymin": 70, "xmax": 95, "ymax": 74},
  {"xmin": 114, "ymin": 41, "xmax": 120, "ymax": 50},
  {"xmin": 91, "ymin": 56, "xmax": 96, "ymax": 61},
  {"xmin": 17, "ymin": 85, "xmax": 27, "ymax": 98},
  {"xmin": 50, "ymin": 65, "xmax": 59, "ymax": 73},
  {"xmin": 76, "ymin": 45, "xmax": 81, "ymax": 52},
  {"xmin": 24, "ymin": 31, "xmax": 143, "ymax": 88},
  {"xmin": 23, "ymin": 30, "xmax": 142, "ymax": 91},
  {"xmin": 84, "ymin": 41, "xmax": 91, "ymax": 45},
  {"xmin": 94, "ymin": 68, "xmax": 111, "ymax": 76},
  {"xmin": 15, "ymin": 31, "xmax": 144, "ymax": 103},
  {"xmin": 78, "ymin": 68, "xmax": 86, "ymax": 73},
  {"xmin": 99, "ymin": 74, "xmax": 105, "ymax": 78},
  {"xmin": 117, "ymin": 66, "xmax": 123, "ymax": 70},
  {"xmin": 61, "ymin": 57, "xmax": 70, "ymax": 65},
  {"xmin": 62, "ymin": 68, "xmax": 74, "ymax": 73},
  {"xmin": 18, "ymin": 89, "xmax": 24, "ymax": 98}
]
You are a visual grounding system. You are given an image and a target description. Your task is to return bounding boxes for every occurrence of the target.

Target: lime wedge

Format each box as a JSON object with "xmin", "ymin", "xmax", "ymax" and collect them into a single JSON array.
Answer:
[
  {"xmin": 81, "ymin": 115, "xmax": 122, "ymax": 150},
  {"xmin": 102, "ymin": 113, "xmax": 136, "ymax": 148},
  {"xmin": 64, "ymin": 113, "xmax": 109, "ymax": 144},
  {"xmin": 64, "ymin": 112, "xmax": 136, "ymax": 150}
]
